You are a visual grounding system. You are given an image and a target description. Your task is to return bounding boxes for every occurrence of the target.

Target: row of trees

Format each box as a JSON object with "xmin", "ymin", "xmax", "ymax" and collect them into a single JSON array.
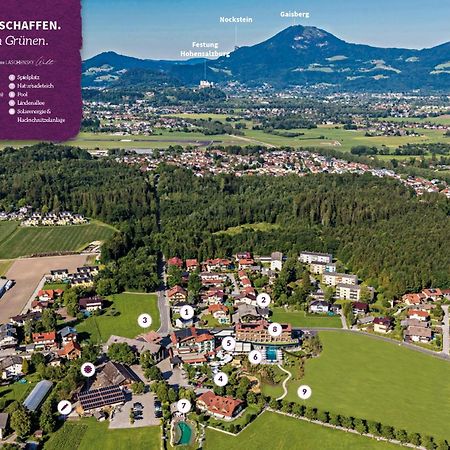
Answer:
[{"xmin": 267, "ymin": 398, "xmax": 449, "ymax": 450}]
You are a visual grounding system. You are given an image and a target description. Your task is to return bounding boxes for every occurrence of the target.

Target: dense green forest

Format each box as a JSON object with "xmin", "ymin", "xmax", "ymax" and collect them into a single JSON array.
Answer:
[
  {"xmin": 1, "ymin": 144, "xmax": 449, "ymax": 298},
  {"xmin": 157, "ymin": 166, "xmax": 450, "ymax": 298}
]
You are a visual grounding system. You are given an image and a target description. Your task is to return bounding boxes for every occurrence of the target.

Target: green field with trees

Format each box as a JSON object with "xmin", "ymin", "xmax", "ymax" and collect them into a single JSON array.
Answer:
[
  {"xmin": 285, "ymin": 332, "xmax": 450, "ymax": 441},
  {"xmin": 76, "ymin": 292, "xmax": 160, "ymax": 343},
  {"xmin": 44, "ymin": 419, "xmax": 161, "ymax": 450},
  {"xmin": 204, "ymin": 411, "xmax": 399, "ymax": 450}
]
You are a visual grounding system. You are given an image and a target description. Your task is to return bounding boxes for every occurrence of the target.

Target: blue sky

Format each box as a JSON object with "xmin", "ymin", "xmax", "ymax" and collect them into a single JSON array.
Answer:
[{"xmin": 81, "ymin": 0, "xmax": 450, "ymax": 59}]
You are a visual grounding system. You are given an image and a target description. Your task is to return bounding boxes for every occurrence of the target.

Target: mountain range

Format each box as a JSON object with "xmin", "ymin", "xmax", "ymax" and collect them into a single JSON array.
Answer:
[{"xmin": 83, "ymin": 25, "xmax": 450, "ymax": 92}]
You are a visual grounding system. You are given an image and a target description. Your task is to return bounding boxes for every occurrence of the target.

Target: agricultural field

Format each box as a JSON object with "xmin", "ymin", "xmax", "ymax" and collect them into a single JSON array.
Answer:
[
  {"xmin": 271, "ymin": 307, "xmax": 342, "ymax": 328},
  {"xmin": 76, "ymin": 292, "xmax": 160, "ymax": 343},
  {"xmin": 0, "ymin": 259, "xmax": 13, "ymax": 276},
  {"xmin": 244, "ymin": 125, "xmax": 448, "ymax": 152},
  {"xmin": 0, "ymin": 220, "xmax": 116, "ymax": 259},
  {"xmin": 44, "ymin": 418, "xmax": 161, "ymax": 450},
  {"xmin": 204, "ymin": 411, "xmax": 399, "ymax": 450},
  {"xmin": 285, "ymin": 332, "xmax": 450, "ymax": 441}
]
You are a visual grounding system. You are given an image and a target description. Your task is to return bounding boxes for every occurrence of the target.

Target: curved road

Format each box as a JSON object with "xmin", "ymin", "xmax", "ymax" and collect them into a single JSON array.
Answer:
[{"xmin": 276, "ymin": 364, "xmax": 292, "ymax": 401}]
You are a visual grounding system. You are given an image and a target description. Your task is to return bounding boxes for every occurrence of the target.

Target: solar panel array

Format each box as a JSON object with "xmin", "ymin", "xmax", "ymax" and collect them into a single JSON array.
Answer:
[{"xmin": 78, "ymin": 385, "xmax": 125, "ymax": 411}]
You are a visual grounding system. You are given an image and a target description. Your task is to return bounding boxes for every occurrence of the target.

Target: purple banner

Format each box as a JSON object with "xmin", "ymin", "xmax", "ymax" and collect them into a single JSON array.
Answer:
[{"xmin": 0, "ymin": 0, "xmax": 82, "ymax": 141}]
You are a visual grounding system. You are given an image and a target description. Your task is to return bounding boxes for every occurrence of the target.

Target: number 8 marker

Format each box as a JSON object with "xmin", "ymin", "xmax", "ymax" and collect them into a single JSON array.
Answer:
[{"xmin": 268, "ymin": 322, "xmax": 282, "ymax": 337}]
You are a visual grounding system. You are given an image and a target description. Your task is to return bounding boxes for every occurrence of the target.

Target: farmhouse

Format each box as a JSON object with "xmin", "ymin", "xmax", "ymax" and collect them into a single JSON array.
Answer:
[
  {"xmin": 168, "ymin": 285, "xmax": 187, "ymax": 302},
  {"xmin": 352, "ymin": 302, "xmax": 369, "ymax": 315},
  {"xmin": 205, "ymin": 258, "xmax": 232, "ymax": 271},
  {"xmin": 422, "ymin": 288, "xmax": 443, "ymax": 301},
  {"xmin": 79, "ymin": 296, "xmax": 103, "ymax": 312},
  {"xmin": 196, "ymin": 391, "xmax": 244, "ymax": 420},
  {"xmin": 167, "ymin": 257, "xmax": 183, "ymax": 268},
  {"xmin": 57, "ymin": 341, "xmax": 82, "ymax": 360},
  {"xmin": 309, "ymin": 300, "xmax": 330, "ymax": 314},
  {"xmin": 408, "ymin": 309, "xmax": 430, "ymax": 322},
  {"xmin": 404, "ymin": 326, "xmax": 433, "ymax": 343},
  {"xmin": 208, "ymin": 304, "xmax": 230, "ymax": 324},
  {"xmin": 0, "ymin": 355, "xmax": 23, "ymax": 379},
  {"xmin": 186, "ymin": 259, "xmax": 199, "ymax": 272},
  {"xmin": 373, "ymin": 317, "xmax": 392, "ymax": 333},
  {"xmin": 32, "ymin": 331, "xmax": 57, "ymax": 349},
  {"xmin": 402, "ymin": 293, "xmax": 425, "ymax": 306},
  {"xmin": 92, "ymin": 361, "xmax": 140, "ymax": 389}
]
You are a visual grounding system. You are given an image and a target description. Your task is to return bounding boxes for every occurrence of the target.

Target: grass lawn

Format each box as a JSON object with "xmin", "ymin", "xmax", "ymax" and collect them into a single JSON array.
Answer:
[
  {"xmin": 214, "ymin": 222, "xmax": 280, "ymax": 236},
  {"xmin": 204, "ymin": 411, "xmax": 399, "ymax": 450},
  {"xmin": 0, "ymin": 373, "xmax": 40, "ymax": 406},
  {"xmin": 271, "ymin": 307, "xmax": 342, "ymax": 328},
  {"xmin": 43, "ymin": 282, "xmax": 69, "ymax": 291},
  {"xmin": 0, "ymin": 220, "xmax": 116, "ymax": 258},
  {"xmin": 285, "ymin": 332, "xmax": 450, "ymax": 441},
  {"xmin": 44, "ymin": 418, "xmax": 161, "ymax": 450},
  {"xmin": 0, "ymin": 259, "xmax": 13, "ymax": 276},
  {"xmin": 76, "ymin": 292, "xmax": 160, "ymax": 343}
]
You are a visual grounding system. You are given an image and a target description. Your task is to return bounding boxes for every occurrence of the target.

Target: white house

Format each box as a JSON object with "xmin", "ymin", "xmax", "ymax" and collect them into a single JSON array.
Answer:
[
  {"xmin": 0, "ymin": 356, "xmax": 23, "ymax": 380},
  {"xmin": 299, "ymin": 251, "xmax": 332, "ymax": 264},
  {"xmin": 309, "ymin": 300, "xmax": 330, "ymax": 314}
]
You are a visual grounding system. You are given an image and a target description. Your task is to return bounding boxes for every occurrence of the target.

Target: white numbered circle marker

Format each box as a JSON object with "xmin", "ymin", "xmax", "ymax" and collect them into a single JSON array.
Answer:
[
  {"xmin": 57, "ymin": 400, "xmax": 72, "ymax": 415},
  {"xmin": 81, "ymin": 362, "xmax": 96, "ymax": 378},
  {"xmin": 138, "ymin": 313, "xmax": 152, "ymax": 328},
  {"xmin": 268, "ymin": 322, "xmax": 282, "ymax": 337},
  {"xmin": 214, "ymin": 371, "xmax": 228, "ymax": 387},
  {"xmin": 248, "ymin": 350, "xmax": 263, "ymax": 365},
  {"xmin": 177, "ymin": 399, "xmax": 191, "ymax": 414},
  {"xmin": 256, "ymin": 293, "xmax": 271, "ymax": 308},
  {"xmin": 180, "ymin": 305, "xmax": 194, "ymax": 320},
  {"xmin": 222, "ymin": 336, "xmax": 236, "ymax": 352},
  {"xmin": 297, "ymin": 385, "xmax": 312, "ymax": 400}
]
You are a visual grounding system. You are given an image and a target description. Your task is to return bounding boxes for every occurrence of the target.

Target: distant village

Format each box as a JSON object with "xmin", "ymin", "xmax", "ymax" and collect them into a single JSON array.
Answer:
[{"xmin": 116, "ymin": 149, "xmax": 450, "ymax": 200}]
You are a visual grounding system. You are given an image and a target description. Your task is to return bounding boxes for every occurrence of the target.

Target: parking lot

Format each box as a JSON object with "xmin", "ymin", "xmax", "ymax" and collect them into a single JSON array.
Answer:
[
  {"xmin": 109, "ymin": 392, "xmax": 160, "ymax": 429},
  {"xmin": 0, "ymin": 254, "xmax": 88, "ymax": 323}
]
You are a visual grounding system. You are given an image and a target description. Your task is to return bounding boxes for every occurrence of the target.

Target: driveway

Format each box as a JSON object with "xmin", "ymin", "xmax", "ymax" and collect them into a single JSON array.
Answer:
[
  {"xmin": 157, "ymin": 357, "xmax": 189, "ymax": 388},
  {"xmin": 442, "ymin": 305, "xmax": 449, "ymax": 356},
  {"xmin": 109, "ymin": 392, "xmax": 160, "ymax": 429}
]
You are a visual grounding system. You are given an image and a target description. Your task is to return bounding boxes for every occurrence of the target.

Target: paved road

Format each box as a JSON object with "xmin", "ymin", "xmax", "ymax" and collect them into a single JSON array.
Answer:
[
  {"xmin": 442, "ymin": 305, "xmax": 449, "ymax": 356},
  {"xmin": 156, "ymin": 256, "xmax": 172, "ymax": 335},
  {"xmin": 297, "ymin": 327, "xmax": 450, "ymax": 362},
  {"xmin": 339, "ymin": 311, "xmax": 348, "ymax": 329}
]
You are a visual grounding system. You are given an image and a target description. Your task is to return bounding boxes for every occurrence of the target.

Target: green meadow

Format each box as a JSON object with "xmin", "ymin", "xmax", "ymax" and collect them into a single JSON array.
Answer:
[
  {"xmin": 76, "ymin": 292, "xmax": 160, "ymax": 343},
  {"xmin": 285, "ymin": 332, "xmax": 450, "ymax": 441},
  {"xmin": 0, "ymin": 220, "xmax": 116, "ymax": 258},
  {"xmin": 204, "ymin": 411, "xmax": 399, "ymax": 450}
]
